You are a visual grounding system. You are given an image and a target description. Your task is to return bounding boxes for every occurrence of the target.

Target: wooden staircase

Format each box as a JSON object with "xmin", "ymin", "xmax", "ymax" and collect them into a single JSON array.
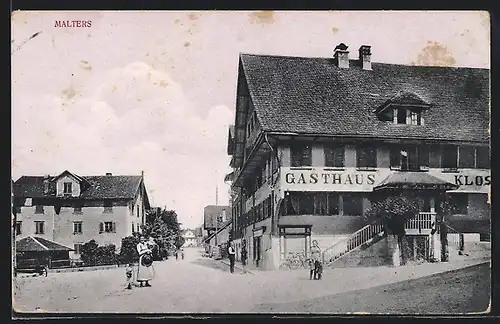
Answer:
[
  {"xmin": 322, "ymin": 223, "xmax": 384, "ymax": 266},
  {"xmin": 322, "ymin": 212, "xmax": 437, "ymax": 267}
]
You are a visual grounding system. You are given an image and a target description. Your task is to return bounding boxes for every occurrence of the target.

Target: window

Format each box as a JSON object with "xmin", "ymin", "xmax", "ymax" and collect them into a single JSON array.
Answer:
[
  {"xmin": 73, "ymin": 203, "xmax": 83, "ymax": 214},
  {"xmin": 418, "ymin": 145, "xmax": 430, "ymax": 168},
  {"xmin": 449, "ymin": 195, "xmax": 468, "ymax": 215},
  {"xmin": 395, "ymin": 108, "xmax": 422, "ymax": 125},
  {"xmin": 100, "ymin": 221, "xmax": 116, "ymax": 233},
  {"xmin": 390, "ymin": 145, "xmax": 419, "ymax": 171},
  {"xmin": 429, "ymin": 145, "xmax": 441, "ymax": 168},
  {"xmin": 442, "ymin": 145, "xmax": 458, "ymax": 169},
  {"xmin": 103, "ymin": 200, "xmax": 113, "ymax": 213},
  {"xmin": 396, "ymin": 108, "xmax": 407, "ymax": 124},
  {"xmin": 35, "ymin": 205, "xmax": 44, "ymax": 214},
  {"xmin": 63, "ymin": 182, "xmax": 72, "ymax": 195},
  {"xmin": 325, "ymin": 145, "xmax": 345, "ymax": 168},
  {"xmin": 327, "ymin": 193, "xmax": 340, "ymax": 215},
  {"xmin": 476, "ymin": 147, "xmax": 490, "ymax": 169},
  {"xmin": 137, "ymin": 205, "xmax": 140, "ymax": 218},
  {"xmin": 132, "ymin": 223, "xmax": 135, "ymax": 233},
  {"xmin": 286, "ymin": 192, "xmax": 339, "ymax": 215},
  {"xmin": 74, "ymin": 243, "xmax": 83, "ymax": 255},
  {"xmin": 291, "ymin": 143, "xmax": 312, "ymax": 167},
  {"xmin": 459, "ymin": 146, "xmax": 475, "ymax": 168},
  {"xmin": 357, "ymin": 146, "xmax": 377, "ymax": 169},
  {"xmin": 73, "ymin": 221, "xmax": 83, "ymax": 234},
  {"xmin": 343, "ymin": 194, "xmax": 364, "ymax": 216},
  {"xmin": 35, "ymin": 221, "xmax": 45, "ymax": 234},
  {"xmin": 15, "ymin": 221, "xmax": 22, "ymax": 236}
]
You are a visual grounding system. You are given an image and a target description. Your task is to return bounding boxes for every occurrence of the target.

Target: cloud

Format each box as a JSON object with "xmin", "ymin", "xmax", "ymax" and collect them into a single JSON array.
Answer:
[{"xmin": 12, "ymin": 62, "xmax": 233, "ymax": 228}]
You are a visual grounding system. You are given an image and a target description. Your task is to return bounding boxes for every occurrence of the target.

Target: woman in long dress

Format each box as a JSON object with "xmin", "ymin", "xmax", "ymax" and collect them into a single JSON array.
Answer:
[{"xmin": 136, "ymin": 236, "xmax": 154, "ymax": 287}]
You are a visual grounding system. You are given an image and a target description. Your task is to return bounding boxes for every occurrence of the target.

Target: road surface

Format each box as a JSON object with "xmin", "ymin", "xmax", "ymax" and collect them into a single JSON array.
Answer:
[{"xmin": 13, "ymin": 248, "xmax": 490, "ymax": 314}]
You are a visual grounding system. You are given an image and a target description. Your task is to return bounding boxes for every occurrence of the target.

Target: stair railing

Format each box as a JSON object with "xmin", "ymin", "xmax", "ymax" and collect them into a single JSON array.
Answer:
[{"xmin": 322, "ymin": 223, "xmax": 384, "ymax": 264}]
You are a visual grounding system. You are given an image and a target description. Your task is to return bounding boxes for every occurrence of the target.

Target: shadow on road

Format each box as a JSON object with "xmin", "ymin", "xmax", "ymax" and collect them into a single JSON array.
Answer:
[
  {"xmin": 251, "ymin": 262, "xmax": 490, "ymax": 314},
  {"xmin": 190, "ymin": 258, "xmax": 228, "ymax": 272}
]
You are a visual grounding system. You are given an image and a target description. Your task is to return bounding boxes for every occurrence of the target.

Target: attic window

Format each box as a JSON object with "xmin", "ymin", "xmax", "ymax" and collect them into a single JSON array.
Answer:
[
  {"xmin": 394, "ymin": 108, "xmax": 422, "ymax": 125},
  {"xmin": 375, "ymin": 92, "xmax": 430, "ymax": 125}
]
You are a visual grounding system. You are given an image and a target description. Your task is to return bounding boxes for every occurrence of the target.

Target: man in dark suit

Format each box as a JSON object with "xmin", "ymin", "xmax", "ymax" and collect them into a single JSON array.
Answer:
[{"xmin": 228, "ymin": 241, "xmax": 236, "ymax": 273}]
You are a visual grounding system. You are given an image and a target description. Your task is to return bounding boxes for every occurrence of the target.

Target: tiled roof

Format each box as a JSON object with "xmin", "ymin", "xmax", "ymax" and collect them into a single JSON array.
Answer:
[
  {"xmin": 16, "ymin": 236, "xmax": 74, "ymax": 252},
  {"xmin": 239, "ymin": 54, "xmax": 489, "ymax": 142},
  {"xmin": 374, "ymin": 172, "xmax": 459, "ymax": 191},
  {"xmin": 203, "ymin": 205, "xmax": 231, "ymax": 229},
  {"xmin": 13, "ymin": 174, "xmax": 143, "ymax": 200}
]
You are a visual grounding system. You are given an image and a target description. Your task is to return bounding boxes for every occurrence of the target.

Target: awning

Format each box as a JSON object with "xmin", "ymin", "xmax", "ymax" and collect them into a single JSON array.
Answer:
[
  {"xmin": 373, "ymin": 172, "xmax": 459, "ymax": 191},
  {"xmin": 16, "ymin": 236, "xmax": 74, "ymax": 252}
]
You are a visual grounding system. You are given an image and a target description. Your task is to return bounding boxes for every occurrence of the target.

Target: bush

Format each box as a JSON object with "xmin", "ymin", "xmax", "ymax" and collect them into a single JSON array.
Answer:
[
  {"xmin": 80, "ymin": 240, "xmax": 117, "ymax": 266},
  {"xmin": 95, "ymin": 244, "xmax": 116, "ymax": 266},
  {"xmin": 80, "ymin": 240, "xmax": 99, "ymax": 266},
  {"xmin": 119, "ymin": 236, "xmax": 139, "ymax": 264}
]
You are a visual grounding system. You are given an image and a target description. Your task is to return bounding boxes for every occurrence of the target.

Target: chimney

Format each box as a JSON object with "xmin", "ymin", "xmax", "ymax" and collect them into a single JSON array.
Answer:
[
  {"xmin": 334, "ymin": 43, "xmax": 349, "ymax": 69},
  {"xmin": 43, "ymin": 175, "xmax": 50, "ymax": 194},
  {"xmin": 359, "ymin": 45, "xmax": 372, "ymax": 70},
  {"xmin": 106, "ymin": 172, "xmax": 112, "ymax": 176}
]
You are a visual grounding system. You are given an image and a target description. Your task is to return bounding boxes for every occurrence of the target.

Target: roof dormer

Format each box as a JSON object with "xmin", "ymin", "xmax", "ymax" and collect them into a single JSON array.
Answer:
[
  {"xmin": 374, "ymin": 91, "xmax": 432, "ymax": 126},
  {"xmin": 52, "ymin": 170, "xmax": 89, "ymax": 198}
]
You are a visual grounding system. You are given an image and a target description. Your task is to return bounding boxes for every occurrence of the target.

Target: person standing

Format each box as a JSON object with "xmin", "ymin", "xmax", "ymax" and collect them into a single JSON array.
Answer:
[
  {"xmin": 310, "ymin": 240, "xmax": 322, "ymax": 280},
  {"xmin": 136, "ymin": 236, "xmax": 154, "ymax": 287},
  {"xmin": 125, "ymin": 263, "xmax": 134, "ymax": 290},
  {"xmin": 228, "ymin": 241, "xmax": 236, "ymax": 274},
  {"xmin": 240, "ymin": 240, "xmax": 248, "ymax": 274}
]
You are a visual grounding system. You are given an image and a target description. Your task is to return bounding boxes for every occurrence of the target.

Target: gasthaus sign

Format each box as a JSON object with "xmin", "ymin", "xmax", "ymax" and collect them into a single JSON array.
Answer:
[{"xmin": 280, "ymin": 167, "xmax": 391, "ymax": 192}]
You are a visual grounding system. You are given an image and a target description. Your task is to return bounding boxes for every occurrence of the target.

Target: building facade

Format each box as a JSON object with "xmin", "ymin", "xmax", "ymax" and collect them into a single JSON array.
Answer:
[
  {"xmin": 181, "ymin": 229, "xmax": 197, "ymax": 247},
  {"xmin": 13, "ymin": 170, "xmax": 151, "ymax": 262},
  {"xmin": 226, "ymin": 43, "xmax": 490, "ymax": 270}
]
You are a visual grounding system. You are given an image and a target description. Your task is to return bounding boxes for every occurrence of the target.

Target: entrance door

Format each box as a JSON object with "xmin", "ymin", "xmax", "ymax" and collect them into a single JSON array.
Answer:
[{"xmin": 253, "ymin": 237, "xmax": 261, "ymax": 267}]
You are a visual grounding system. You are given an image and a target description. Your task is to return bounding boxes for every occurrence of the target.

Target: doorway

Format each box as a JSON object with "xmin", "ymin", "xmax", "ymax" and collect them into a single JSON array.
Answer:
[{"xmin": 253, "ymin": 236, "xmax": 262, "ymax": 267}]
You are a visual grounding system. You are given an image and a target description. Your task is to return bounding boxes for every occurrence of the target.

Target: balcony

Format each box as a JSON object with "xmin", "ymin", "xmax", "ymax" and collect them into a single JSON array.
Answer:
[{"xmin": 405, "ymin": 212, "xmax": 436, "ymax": 235}]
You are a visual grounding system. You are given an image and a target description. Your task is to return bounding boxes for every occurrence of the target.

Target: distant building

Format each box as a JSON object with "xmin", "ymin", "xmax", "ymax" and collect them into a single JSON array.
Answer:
[
  {"xmin": 13, "ymin": 170, "xmax": 151, "ymax": 262},
  {"xmin": 181, "ymin": 229, "xmax": 197, "ymax": 247},
  {"xmin": 203, "ymin": 205, "xmax": 232, "ymax": 236}
]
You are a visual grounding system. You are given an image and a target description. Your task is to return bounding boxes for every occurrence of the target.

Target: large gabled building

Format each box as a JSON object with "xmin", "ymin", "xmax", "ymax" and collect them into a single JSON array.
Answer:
[
  {"xmin": 13, "ymin": 170, "xmax": 151, "ymax": 262},
  {"xmin": 225, "ymin": 43, "xmax": 490, "ymax": 270}
]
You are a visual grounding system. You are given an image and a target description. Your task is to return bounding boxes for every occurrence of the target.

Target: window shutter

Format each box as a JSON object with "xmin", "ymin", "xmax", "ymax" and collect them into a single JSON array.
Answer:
[
  {"xmin": 99, "ymin": 222, "xmax": 104, "ymax": 234},
  {"xmin": 112, "ymin": 222, "xmax": 116, "ymax": 233}
]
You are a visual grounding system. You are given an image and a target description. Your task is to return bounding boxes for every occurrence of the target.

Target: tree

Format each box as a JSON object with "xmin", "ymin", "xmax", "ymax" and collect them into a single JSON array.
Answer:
[
  {"xmin": 141, "ymin": 208, "xmax": 183, "ymax": 257},
  {"xmin": 365, "ymin": 192, "xmax": 424, "ymax": 266},
  {"xmin": 119, "ymin": 236, "xmax": 139, "ymax": 264}
]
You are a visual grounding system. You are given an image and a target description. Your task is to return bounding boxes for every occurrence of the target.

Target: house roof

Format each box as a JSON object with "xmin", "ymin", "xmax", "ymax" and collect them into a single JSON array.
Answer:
[
  {"xmin": 374, "ymin": 172, "xmax": 459, "ymax": 191},
  {"xmin": 16, "ymin": 236, "xmax": 74, "ymax": 252},
  {"xmin": 203, "ymin": 205, "xmax": 231, "ymax": 229},
  {"xmin": 204, "ymin": 220, "xmax": 232, "ymax": 243},
  {"xmin": 13, "ymin": 173, "xmax": 150, "ymax": 206},
  {"xmin": 239, "ymin": 53, "xmax": 489, "ymax": 143}
]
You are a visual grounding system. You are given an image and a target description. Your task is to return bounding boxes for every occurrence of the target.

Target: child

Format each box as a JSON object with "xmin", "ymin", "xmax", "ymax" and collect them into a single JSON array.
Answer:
[{"xmin": 125, "ymin": 263, "xmax": 134, "ymax": 289}]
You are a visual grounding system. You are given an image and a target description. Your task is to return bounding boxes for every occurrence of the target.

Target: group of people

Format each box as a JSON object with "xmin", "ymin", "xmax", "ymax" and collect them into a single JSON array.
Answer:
[
  {"xmin": 125, "ymin": 235, "xmax": 156, "ymax": 289},
  {"xmin": 226, "ymin": 239, "xmax": 323, "ymax": 280}
]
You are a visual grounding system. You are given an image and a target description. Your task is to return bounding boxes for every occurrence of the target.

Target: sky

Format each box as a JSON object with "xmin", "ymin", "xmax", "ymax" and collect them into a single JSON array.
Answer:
[{"xmin": 11, "ymin": 11, "xmax": 490, "ymax": 229}]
